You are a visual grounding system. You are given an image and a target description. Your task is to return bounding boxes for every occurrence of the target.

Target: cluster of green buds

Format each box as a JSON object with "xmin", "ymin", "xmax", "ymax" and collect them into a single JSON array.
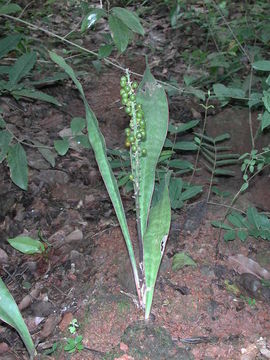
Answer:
[{"xmin": 120, "ymin": 74, "xmax": 147, "ymax": 157}]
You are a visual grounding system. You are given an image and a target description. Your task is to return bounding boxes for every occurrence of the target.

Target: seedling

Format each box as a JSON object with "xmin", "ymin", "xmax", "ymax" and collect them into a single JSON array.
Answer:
[
  {"xmin": 43, "ymin": 342, "xmax": 60, "ymax": 356},
  {"xmin": 68, "ymin": 318, "xmax": 79, "ymax": 334},
  {"xmin": 240, "ymin": 295, "xmax": 256, "ymax": 307},
  {"xmin": 64, "ymin": 335, "xmax": 84, "ymax": 354}
]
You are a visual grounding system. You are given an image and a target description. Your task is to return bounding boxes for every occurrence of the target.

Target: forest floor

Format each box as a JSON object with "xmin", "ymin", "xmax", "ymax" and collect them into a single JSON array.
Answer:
[{"xmin": 0, "ymin": 1, "xmax": 270, "ymax": 360}]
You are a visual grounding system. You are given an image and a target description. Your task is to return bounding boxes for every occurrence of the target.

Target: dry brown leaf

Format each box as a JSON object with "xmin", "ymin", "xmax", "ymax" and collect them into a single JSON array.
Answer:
[
  {"xmin": 18, "ymin": 284, "xmax": 42, "ymax": 311},
  {"xmin": 39, "ymin": 314, "xmax": 61, "ymax": 340},
  {"xmin": 228, "ymin": 254, "xmax": 270, "ymax": 280}
]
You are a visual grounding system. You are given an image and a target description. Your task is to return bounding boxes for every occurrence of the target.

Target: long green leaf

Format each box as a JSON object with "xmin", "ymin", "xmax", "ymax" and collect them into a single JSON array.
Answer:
[
  {"xmin": 137, "ymin": 67, "xmax": 169, "ymax": 238},
  {"xmin": 252, "ymin": 60, "xmax": 270, "ymax": 71},
  {"xmin": 0, "ymin": 278, "xmax": 36, "ymax": 357},
  {"xmin": 8, "ymin": 236, "xmax": 45, "ymax": 254},
  {"xmin": 180, "ymin": 185, "xmax": 202, "ymax": 201},
  {"xmin": 214, "ymin": 168, "xmax": 235, "ymax": 176},
  {"xmin": 8, "ymin": 52, "xmax": 37, "ymax": 86},
  {"xmin": 0, "ymin": 130, "xmax": 12, "ymax": 163},
  {"xmin": 49, "ymin": 52, "xmax": 141, "ymax": 299},
  {"xmin": 168, "ymin": 120, "xmax": 199, "ymax": 134},
  {"xmin": 165, "ymin": 139, "xmax": 198, "ymax": 151},
  {"xmin": 0, "ymin": 34, "xmax": 22, "ymax": 59},
  {"xmin": 144, "ymin": 173, "xmax": 171, "ymax": 320},
  {"xmin": 7, "ymin": 143, "xmax": 28, "ymax": 190},
  {"xmin": 12, "ymin": 88, "xmax": 61, "ymax": 106}
]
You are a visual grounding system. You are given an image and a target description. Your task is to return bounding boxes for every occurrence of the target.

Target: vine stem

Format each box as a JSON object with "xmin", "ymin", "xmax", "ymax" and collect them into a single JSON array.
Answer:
[
  {"xmin": 206, "ymin": 137, "xmax": 217, "ymax": 203},
  {"xmin": 248, "ymin": 55, "xmax": 255, "ymax": 149},
  {"xmin": 188, "ymin": 95, "xmax": 211, "ymax": 186}
]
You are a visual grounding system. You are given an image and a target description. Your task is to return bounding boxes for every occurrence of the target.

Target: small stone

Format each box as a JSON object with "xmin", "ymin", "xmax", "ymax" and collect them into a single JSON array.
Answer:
[
  {"xmin": 120, "ymin": 342, "xmax": 129, "ymax": 352},
  {"xmin": 66, "ymin": 229, "xmax": 83, "ymax": 243},
  {"xmin": 0, "ymin": 342, "xmax": 9, "ymax": 353},
  {"xmin": 0, "ymin": 249, "xmax": 8, "ymax": 264}
]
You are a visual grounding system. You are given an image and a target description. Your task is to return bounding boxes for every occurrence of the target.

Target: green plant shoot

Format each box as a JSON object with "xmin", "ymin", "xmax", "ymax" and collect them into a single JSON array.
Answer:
[
  {"xmin": 0, "ymin": 278, "xmax": 36, "ymax": 358},
  {"xmin": 50, "ymin": 52, "xmax": 171, "ymax": 320}
]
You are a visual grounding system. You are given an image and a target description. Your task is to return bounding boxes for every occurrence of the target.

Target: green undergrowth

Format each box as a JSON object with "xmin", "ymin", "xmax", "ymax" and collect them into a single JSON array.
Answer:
[{"xmin": 0, "ymin": 0, "xmax": 270, "ymax": 357}]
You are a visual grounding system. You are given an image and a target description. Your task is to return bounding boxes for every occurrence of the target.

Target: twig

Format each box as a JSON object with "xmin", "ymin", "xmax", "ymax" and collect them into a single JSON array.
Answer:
[
  {"xmin": 188, "ymin": 95, "xmax": 211, "ymax": 185},
  {"xmin": 207, "ymin": 201, "xmax": 246, "ymax": 215},
  {"xmin": 210, "ymin": 0, "xmax": 251, "ymax": 63},
  {"xmin": 248, "ymin": 54, "xmax": 255, "ymax": 149},
  {"xmin": 18, "ymin": 0, "xmax": 33, "ymax": 19},
  {"xmin": 206, "ymin": 138, "xmax": 217, "ymax": 203}
]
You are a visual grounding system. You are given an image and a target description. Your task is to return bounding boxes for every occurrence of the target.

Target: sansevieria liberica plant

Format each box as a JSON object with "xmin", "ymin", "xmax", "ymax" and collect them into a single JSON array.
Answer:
[{"xmin": 50, "ymin": 52, "xmax": 171, "ymax": 320}]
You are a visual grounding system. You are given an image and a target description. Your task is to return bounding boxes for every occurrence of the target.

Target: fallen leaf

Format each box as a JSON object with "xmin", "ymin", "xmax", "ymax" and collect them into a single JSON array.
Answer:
[
  {"xmin": 18, "ymin": 284, "xmax": 42, "ymax": 310},
  {"xmin": 39, "ymin": 314, "xmax": 61, "ymax": 340},
  {"xmin": 59, "ymin": 312, "xmax": 73, "ymax": 332},
  {"xmin": 172, "ymin": 252, "xmax": 197, "ymax": 272},
  {"xmin": 228, "ymin": 254, "xmax": 270, "ymax": 280}
]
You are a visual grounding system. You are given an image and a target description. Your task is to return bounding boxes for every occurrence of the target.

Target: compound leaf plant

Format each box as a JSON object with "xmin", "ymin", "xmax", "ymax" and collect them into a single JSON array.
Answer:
[{"xmin": 50, "ymin": 51, "xmax": 170, "ymax": 320}]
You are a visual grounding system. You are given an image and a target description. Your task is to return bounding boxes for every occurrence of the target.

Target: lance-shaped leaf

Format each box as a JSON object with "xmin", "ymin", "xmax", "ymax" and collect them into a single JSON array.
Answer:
[
  {"xmin": 0, "ymin": 278, "xmax": 36, "ymax": 358},
  {"xmin": 49, "ymin": 52, "xmax": 141, "ymax": 302},
  {"xmin": 12, "ymin": 89, "xmax": 61, "ymax": 106},
  {"xmin": 7, "ymin": 143, "xmax": 28, "ymax": 190},
  {"xmin": 136, "ymin": 67, "xmax": 169, "ymax": 239},
  {"xmin": 8, "ymin": 52, "xmax": 37, "ymax": 86},
  {"xmin": 8, "ymin": 236, "xmax": 45, "ymax": 254},
  {"xmin": 143, "ymin": 173, "xmax": 171, "ymax": 320},
  {"xmin": 0, "ymin": 34, "xmax": 22, "ymax": 59}
]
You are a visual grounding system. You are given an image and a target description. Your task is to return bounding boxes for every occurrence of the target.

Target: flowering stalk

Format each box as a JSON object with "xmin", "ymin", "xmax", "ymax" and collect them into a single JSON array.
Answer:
[{"xmin": 120, "ymin": 70, "xmax": 147, "ymax": 293}]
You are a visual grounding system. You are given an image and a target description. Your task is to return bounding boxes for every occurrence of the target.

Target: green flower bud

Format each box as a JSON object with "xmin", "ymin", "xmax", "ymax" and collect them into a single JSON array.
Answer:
[
  {"xmin": 124, "ymin": 85, "xmax": 131, "ymax": 93},
  {"xmin": 125, "ymin": 106, "xmax": 131, "ymax": 114},
  {"xmin": 141, "ymin": 148, "xmax": 147, "ymax": 157},
  {"xmin": 128, "ymin": 134, "xmax": 135, "ymax": 143},
  {"xmin": 140, "ymin": 130, "xmax": 146, "ymax": 139}
]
